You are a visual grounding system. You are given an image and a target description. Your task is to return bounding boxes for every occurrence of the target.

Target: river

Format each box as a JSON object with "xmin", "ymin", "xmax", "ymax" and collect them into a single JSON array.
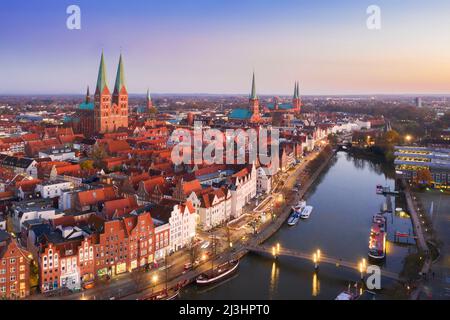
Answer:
[{"xmin": 181, "ymin": 152, "xmax": 416, "ymax": 300}]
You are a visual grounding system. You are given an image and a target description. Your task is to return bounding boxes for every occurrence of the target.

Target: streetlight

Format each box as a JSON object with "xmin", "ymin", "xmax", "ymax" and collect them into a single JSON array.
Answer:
[
  {"xmin": 405, "ymin": 135, "xmax": 412, "ymax": 143},
  {"xmin": 313, "ymin": 253, "xmax": 318, "ymax": 270},
  {"xmin": 276, "ymin": 243, "xmax": 280, "ymax": 255}
]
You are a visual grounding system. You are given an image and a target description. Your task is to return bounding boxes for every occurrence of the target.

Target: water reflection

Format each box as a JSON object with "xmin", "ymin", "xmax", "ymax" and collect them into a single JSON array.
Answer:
[
  {"xmin": 312, "ymin": 272, "xmax": 320, "ymax": 297},
  {"xmin": 269, "ymin": 261, "xmax": 279, "ymax": 298}
]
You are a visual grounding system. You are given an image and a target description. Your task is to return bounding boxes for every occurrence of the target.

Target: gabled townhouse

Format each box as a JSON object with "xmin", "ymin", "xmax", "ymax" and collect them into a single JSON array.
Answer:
[
  {"xmin": 122, "ymin": 211, "xmax": 155, "ymax": 270},
  {"xmin": 228, "ymin": 163, "xmax": 257, "ymax": 219},
  {"xmin": 136, "ymin": 176, "xmax": 166, "ymax": 204},
  {"xmin": 149, "ymin": 199, "xmax": 196, "ymax": 253},
  {"xmin": 0, "ymin": 230, "xmax": 31, "ymax": 299},
  {"xmin": 187, "ymin": 187, "xmax": 232, "ymax": 231},
  {"xmin": 256, "ymin": 165, "xmax": 272, "ymax": 195}
]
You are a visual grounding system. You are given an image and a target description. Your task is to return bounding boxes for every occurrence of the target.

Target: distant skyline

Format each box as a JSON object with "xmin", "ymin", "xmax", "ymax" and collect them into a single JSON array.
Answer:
[{"xmin": 1, "ymin": 0, "xmax": 450, "ymax": 95}]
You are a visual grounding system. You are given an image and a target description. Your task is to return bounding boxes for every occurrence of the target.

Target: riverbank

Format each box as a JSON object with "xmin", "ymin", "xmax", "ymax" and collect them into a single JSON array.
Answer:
[{"xmin": 401, "ymin": 180, "xmax": 432, "ymax": 300}]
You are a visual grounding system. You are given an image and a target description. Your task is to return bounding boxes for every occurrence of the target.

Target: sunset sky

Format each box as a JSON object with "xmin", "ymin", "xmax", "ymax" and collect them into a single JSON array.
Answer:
[{"xmin": 1, "ymin": 0, "xmax": 450, "ymax": 95}]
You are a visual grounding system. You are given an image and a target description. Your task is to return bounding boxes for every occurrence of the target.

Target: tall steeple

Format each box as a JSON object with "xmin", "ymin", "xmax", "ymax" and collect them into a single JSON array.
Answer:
[
  {"xmin": 249, "ymin": 71, "xmax": 260, "ymax": 122},
  {"xmin": 146, "ymin": 89, "xmax": 153, "ymax": 110},
  {"xmin": 292, "ymin": 81, "xmax": 302, "ymax": 113},
  {"xmin": 111, "ymin": 53, "xmax": 129, "ymax": 131},
  {"xmin": 95, "ymin": 51, "xmax": 109, "ymax": 94},
  {"xmin": 250, "ymin": 71, "xmax": 257, "ymax": 100},
  {"xmin": 293, "ymin": 82, "xmax": 299, "ymax": 99},
  {"xmin": 85, "ymin": 86, "xmax": 90, "ymax": 103},
  {"xmin": 114, "ymin": 53, "xmax": 126, "ymax": 95}
]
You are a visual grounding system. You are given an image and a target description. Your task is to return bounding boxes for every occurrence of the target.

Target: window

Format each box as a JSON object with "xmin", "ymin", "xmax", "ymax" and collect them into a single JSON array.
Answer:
[{"xmin": 10, "ymin": 258, "xmax": 16, "ymax": 264}]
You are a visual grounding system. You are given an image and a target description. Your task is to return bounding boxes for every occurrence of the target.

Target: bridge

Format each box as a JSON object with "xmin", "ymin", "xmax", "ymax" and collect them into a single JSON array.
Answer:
[{"xmin": 245, "ymin": 244, "xmax": 400, "ymax": 281}]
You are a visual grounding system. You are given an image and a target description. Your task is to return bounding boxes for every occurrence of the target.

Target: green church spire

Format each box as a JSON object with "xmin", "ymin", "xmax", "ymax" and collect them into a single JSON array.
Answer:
[
  {"xmin": 250, "ymin": 71, "xmax": 257, "ymax": 100},
  {"xmin": 114, "ymin": 53, "xmax": 126, "ymax": 93},
  {"xmin": 294, "ymin": 81, "xmax": 300, "ymax": 99},
  {"xmin": 96, "ymin": 51, "xmax": 108, "ymax": 93}
]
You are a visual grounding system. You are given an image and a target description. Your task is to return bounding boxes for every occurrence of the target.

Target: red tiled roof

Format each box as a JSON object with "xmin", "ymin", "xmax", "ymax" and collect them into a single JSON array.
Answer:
[
  {"xmin": 103, "ymin": 197, "xmax": 138, "ymax": 220},
  {"xmin": 77, "ymin": 186, "xmax": 117, "ymax": 207},
  {"xmin": 182, "ymin": 179, "xmax": 202, "ymax": 195},
  {"xmin": 141, "ymin": 176, "xmax": 165, "ymax": 194}
]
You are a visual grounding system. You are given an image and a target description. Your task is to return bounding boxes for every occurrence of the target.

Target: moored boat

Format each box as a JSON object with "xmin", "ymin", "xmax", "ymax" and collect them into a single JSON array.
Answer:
[
  {"xmin": 196, "ymin": 260, "xmax": 240, "ymax": 286},
  {"xmin": 368, "ymin": 214, "xmax": 387, "ymax": 260},
  {"xmin": 300, "ymin": 205, "xmax": 313, "ymax": 219},
  {"xmin": 287, "ymin": 210, "xmax": 300, "ymax": 226}
]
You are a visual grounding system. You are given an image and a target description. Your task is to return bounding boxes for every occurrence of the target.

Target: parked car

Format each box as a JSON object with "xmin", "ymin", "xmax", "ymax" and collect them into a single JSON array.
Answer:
[{"xmin": 83, "ymin": 281, "xmax": 95, "ymax": 290}]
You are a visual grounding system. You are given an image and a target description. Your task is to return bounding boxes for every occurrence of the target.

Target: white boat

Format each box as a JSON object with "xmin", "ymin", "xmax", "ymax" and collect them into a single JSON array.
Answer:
[
  {"xmin": 287, "ymin": 211, "xmax": 300, "ymax": 226},
  {"xmin": 300, "ymin": 205, "xmax": 313, "ymax": 219}
]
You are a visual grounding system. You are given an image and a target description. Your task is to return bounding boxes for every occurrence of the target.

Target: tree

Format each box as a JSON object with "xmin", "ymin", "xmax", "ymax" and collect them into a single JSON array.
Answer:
[
  {"xmin": 89, "ymin": 145, "xmax": 108, "ymax": 169},
  {"xmin": 188, "ymin": 238, "xmax": 199, "ymax": 265},
  {"xmin": 416, "ymin": 168, "xmax": 432, "ymax": 187},
  {"xmin": 80, "ymin": 160, "xmax": 94, "ymax": 170}
]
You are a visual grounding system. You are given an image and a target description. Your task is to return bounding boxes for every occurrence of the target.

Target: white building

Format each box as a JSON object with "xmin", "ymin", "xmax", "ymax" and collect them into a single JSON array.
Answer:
[
  {"xmin": 35, "ymin": 180, "xmax": 74, "ymax": 199},
  {"xmin": 229, "ymin": 163, "xmax": 257, "ymax": 219},
  {"xmin": 257, "ymin": 166, "xmax": 272, "ymax": 195},
  {"xmin": 39, "ymin": 146, "xmax": 78, "ymax": 162},
  {"xmin": 12, "ymin": 204, "xmax": 64, "ymax": 232},
  {"xmin": 168, "ymin": 202, "xmax": 196, "ymax": 252},
  {"xmin": 188, "ymin": 187, "xmax": 232, "ymax": 231},
  {"xmin": 151, "ymin": 201, "xmax": 196, "ymax": 254}
]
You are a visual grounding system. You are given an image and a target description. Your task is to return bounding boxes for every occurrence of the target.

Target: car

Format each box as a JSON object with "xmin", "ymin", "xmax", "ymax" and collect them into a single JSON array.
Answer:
[
  {"xmin": 184, "ymin": 262, "xmax": 193, "ymax": 270},
  {"xmin": 83, "ymin": 281, "xmax": 95, "ymax": 290}
]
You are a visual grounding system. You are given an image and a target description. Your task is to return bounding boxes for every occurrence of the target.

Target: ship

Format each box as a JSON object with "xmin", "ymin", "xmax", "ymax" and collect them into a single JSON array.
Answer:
[
  {"xmin": 368, "ymin": 214, "xmax": 387, "ymax": 260},
  {"xmin": 196, "ymin": 260, "xmax": 240, "ymax": 286}
]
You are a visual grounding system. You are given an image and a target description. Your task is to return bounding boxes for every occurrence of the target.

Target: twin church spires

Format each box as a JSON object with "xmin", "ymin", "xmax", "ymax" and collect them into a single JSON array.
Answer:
[
  {"xmin": 93, "ymin": 51, "xmax": 129, "ymax": 133},
  {"xmin": 248, "ymin": 72, "xmax": 302, "ymax": 121}
]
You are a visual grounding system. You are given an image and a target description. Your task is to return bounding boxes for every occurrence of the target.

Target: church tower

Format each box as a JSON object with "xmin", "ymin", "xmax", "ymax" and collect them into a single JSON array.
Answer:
[
  {"xmin": 147, "ymin": 89, "xmax": 157, "ymax": 119},
  {"xmin": 94, "ymin": 51, "xmax": 112, "ymax": 133},
  {"xmin": 292, "ymin": 81, "xmax": 302, "ymax": 113},
  {"xmin": 85, "ymin": 86, "xmax": 90, "ymax": 103},
  {"xmin": 249, "ymin": 72, "xmax": 261, "ymax": 122},
  {"xmin": 111, "ymin": 53, "xmax": 129, "ymax": 131}
]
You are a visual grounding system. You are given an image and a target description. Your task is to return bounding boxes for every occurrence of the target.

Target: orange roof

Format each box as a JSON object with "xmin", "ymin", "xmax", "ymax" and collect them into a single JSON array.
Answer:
[
  {"xmin": 182, "ymin": 179, "xmax": 202, "ymax": 195},
  {"xmin": 105, "ymin": 140, "xmax": 131, "ymax": 153},
  {"xmin": 141, "ymin": 176, "xmax": 165, "ymax": 194},
  {"xmin": 16, "ymin": 178, "xmax": 42, "ymax": 191},
  {"xmin": 103, "ymin": 197, "xmax": 138, "ymax": 219},
  {"xmin": 55, "ymin": 164, "xmax": 81, "ymax": 175},
  {"xmin": 77, "ymin": 186, "xmax": 117, "ymax": 207}
]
